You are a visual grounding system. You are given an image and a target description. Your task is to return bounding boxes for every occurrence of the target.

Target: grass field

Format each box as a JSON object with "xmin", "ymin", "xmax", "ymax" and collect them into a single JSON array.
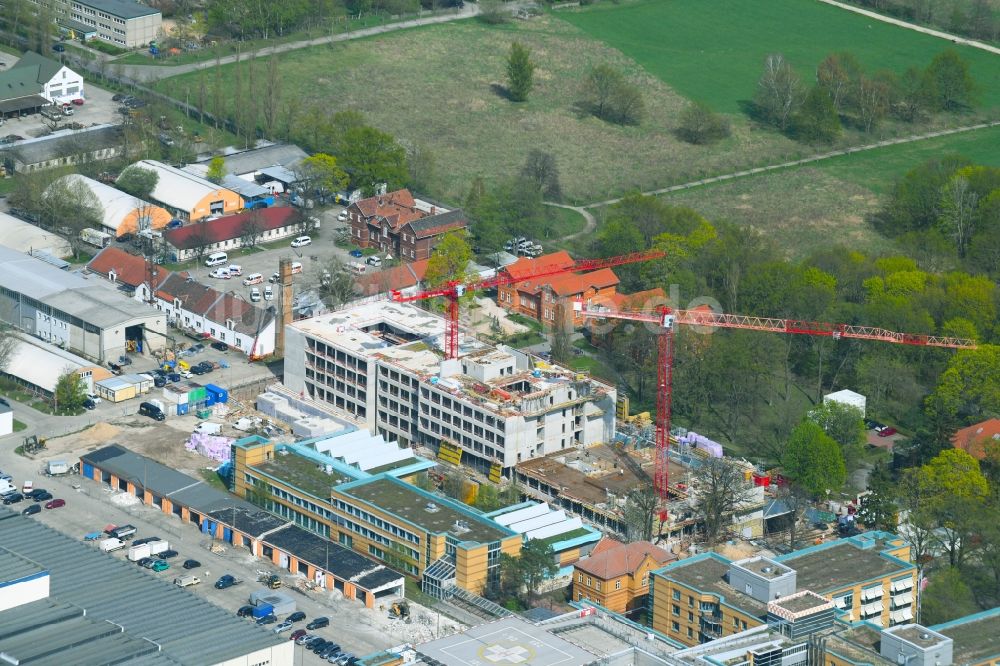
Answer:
[{"xmin": 558, "ymin": 0, "xmax": 1000, "ymax": 114}]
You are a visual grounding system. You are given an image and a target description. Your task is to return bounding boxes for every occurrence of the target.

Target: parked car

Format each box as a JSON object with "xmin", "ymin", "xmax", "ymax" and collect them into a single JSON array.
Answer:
[
  {"xmin": 52, "ymin": 43, "xmax": 66, "ymax": 52},
  {"xmin": 210, "ymin": 341, "xmax": 228, "ymax": 352},
  {"xmin": 190, "ymin": 365, "xmax": 206, "ymax": 376},
  {"xmin": 290, "ymin": 629, "xmax": 307, "ymax": 642},
  {"xmin": 274, "ymin": 621, "xmax": 294, "ymax": 633},
  {"xmin": 256, "ymin": 614, "xmax": 277, "ymax": 626},
  {"xmin": 311, "ymin": 640, "xmax": 330, "ymax": 653},
  {"xmin": 83, "ymin": 398, "xmax": 97, "ymax": 410},
  {"xmin": 167, "ymin": 373, "xmax": 180, "ymax": 383},
  {"xmin": 22, "ymin": 504, "xmax": 41, "ymax": 516},
  {"xmin": 182, "ymin": 559, "xmax": 201, "ymax": 570},
  {"xmin": 306, "ymin": 617, "xmax": 330, "ymax": 630},
  {"xmin": 214, "ymin": 574, "xmax": 237, "ymax": 589},
  {"xmin": 290, "ymin": 235, "xmax": 312, "ymax": 248},
  {"xmin": 878, "ymin": 427, "xmax": 897, "ymax": 437},
  {"xmin": 191, "ymin": 343, "xmax": 204, "ymax": 352},
  {"xmin": 132, "ymin": 536, "xmax": 160, "ymax": 545},
  {"xmin": 150, "ymin": 560, "xmax": 169, "ymax": 572},
  {"xmin": 160, "ymin": 549, "xmax": 178, "ymax": 559},
  {"xmin": 209, "ymin": 268, "xmax": 231, "ymax": 279},
  {"xmin": 348, "ymin": 249, "xmax": 363, "ymax": 258},
  {"xmin": 44, "ymin": 498, "xmax": 65, "ymax": 509},
  {"xmin": 295, "ymin": 634, "xmax": 317, "ymax": 645},
  {"xmin": 287, "ymin": 611, "xmax": 306, "ymax": 623},
  {"xmin": 3, "ymin": 493, "xmax": 24, "ymax": 505},
  {"xmin": 138, "ymin": 402, "xmax": 165, "ymax": 421},
  {"xmin": 28, "ymin": 489, "xmax": 50, "ymax": 501},
  {"xmin": 138, "ymin": 557, "xmax": 155, "ymax": 568},
  {"xmin": 237, "ymin": 605, "xmax": 255, "ymax": 617},
  {"xmin": 71, "ymin": 98, "xmax": 84, "ymax": 106}
]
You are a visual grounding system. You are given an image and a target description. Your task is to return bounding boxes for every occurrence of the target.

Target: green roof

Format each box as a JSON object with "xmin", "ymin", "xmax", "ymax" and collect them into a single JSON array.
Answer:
[{"xmin": 253, "ymin": 452, "xmax": 351, "ymax": 499}]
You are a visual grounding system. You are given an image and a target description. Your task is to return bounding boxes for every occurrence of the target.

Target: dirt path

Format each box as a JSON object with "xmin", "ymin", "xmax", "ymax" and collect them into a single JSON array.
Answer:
[
  {"xmin": 544, "ymin": 202, "xmax": 596, "ymax": 241},
  {"xmin": 816, "ymin": 0, "xmax": 1000, "ymax": 56},
  {"xmin": 578, "ymin": 120, "xmax": 1000, "ymax": 210}
]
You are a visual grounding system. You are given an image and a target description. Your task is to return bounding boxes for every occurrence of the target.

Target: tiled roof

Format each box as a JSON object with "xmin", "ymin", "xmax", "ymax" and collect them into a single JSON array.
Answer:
[
  {"xmin": 156, "ymin": 273, "xmax": 223, "ymax": 314},
  {"xmin": 404, "ymin": 209, "xmax": 468, "ymax": 238},
  {"xmin": 952, "ymin": 418, "xmax": 1000, "ymax": 461},
  {"xmin": 356, "ymin": 259, "xmax": 430, "ymax": 296},
  {"xmin": 542, "ymin": 267, "xmax": 619, "ymax": 297},
  {"xmin": 164, "ymin": 207, "xmax": 301, "ymax": 250},
  {"xmin": 350, "ymin": 189, "xmax": 423, "ymax": 230},
  {"xmin": 503, "ymin": 251, "xmax": 575, "ymax": 281},
  {"xmin": 87, "ymin": 247, "xmax": 167, "ymax": 289},
  {"xmin": 203, "ymin": 291, "xmax": 273, "ymax": 337},
  {"xmin": 574, "ymin": 539, "xmax": 674, "ymax": 580},
  {"xmin": 594, "ymin": 287, "xmax": 668, "ymax": 310}
]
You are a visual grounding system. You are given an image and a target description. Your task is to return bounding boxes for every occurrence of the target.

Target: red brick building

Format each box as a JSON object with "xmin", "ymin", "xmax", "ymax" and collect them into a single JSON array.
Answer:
[
  {"xmin": 496, "ymin": 251, "xmax": 664, "ymax": 327},
  {"xmin": 347, "ymin": 189, "xmax": 468, "ymax": 262}
]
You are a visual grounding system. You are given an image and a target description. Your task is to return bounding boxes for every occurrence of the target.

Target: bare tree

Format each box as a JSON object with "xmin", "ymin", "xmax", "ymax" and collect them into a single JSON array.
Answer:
[
  {"xmin": 187, "ymin": 218, "xmax": 213, "ymax": 262},
  {"xmin": 0, "ymin": 325, "xmax": 17, "ymax": 373},
  {"xmin": 754, "ymin": 53, "xmax": 803, "ymax": 130},
  {"xmin": 621, "ymin": 486, "xmax": 658, "ymax": 542},
  {"xmin": 772, "ymin": 482, "xmax": 812, "ymax": 550},
  {"xmin": 239, "ymin": 209, "xmax": 264, "ymax": 249},
  {"xmin": 694, "ymin": 458, "xmax": 758, "ymax": 545},
  {"xmin": 856, "ymin": 74, "xmax": 891, "ymax": 133},
  {"xmin": 264, "ymin": 54, "xmax": 282, "ymax": 136},
  {"xmin": 313, "ymin": 257, "xmax": 360, "ymax": 308},
  {"xmin": 939, "ymin": 175, "xmax": 979, "ymax": 257}
]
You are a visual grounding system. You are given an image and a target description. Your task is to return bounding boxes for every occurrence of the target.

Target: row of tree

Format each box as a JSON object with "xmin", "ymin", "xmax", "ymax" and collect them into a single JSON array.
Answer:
[
  {"xmin": 754, "ymin": 48, "xmax": 978, "ymax": 142},
  {"xmin": 848, "ymin": 0, "xmax": 999, "ymax": 42}
]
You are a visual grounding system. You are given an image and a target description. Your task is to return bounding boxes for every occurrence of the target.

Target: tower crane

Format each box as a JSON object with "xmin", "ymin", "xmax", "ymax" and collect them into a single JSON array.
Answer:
[
  {"xmin": 573, "ymin": 302, "xmax": 978, "ymax": 521},
  {"xmin": 390, "ymin": 249, "xmax": 666, "ymax": 359}
]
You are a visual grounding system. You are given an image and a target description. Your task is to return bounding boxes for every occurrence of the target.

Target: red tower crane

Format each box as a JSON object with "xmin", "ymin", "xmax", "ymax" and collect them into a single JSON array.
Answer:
[
  {"xmin": 390, "ymin": 249, "xmax": 666, "ymax": 359},
  {"xmin": 573, "ymin": 302, "xmax": 978, "ymax": 518}
]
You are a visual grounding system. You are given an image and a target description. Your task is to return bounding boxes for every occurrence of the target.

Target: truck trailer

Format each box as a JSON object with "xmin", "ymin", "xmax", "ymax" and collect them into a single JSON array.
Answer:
[
  {"xmin": 100, "ymin": 538, "xmax": 125, "ymax": 552},
  {"xmin": 80, "ymin": 228, "xmax": 113, "ymax": 249}
]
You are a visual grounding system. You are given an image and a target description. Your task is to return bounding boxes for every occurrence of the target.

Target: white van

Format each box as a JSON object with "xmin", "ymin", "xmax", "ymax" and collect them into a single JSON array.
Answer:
[
  {"xmin": 250, "ymin": 287, "xmax": 261, "ymax": 302},
  {"xmin": 290, "ymin": 235, "xmax": 312, "ymax": 248},
  {"xmin": 228, "ymin": 264, "xmax": 243, "ymax": 276},
  {"xmin": 174, "ymin": 575, "xmax": 201, "ymax": 587},
  {"xmin": 243, "ymin": 273, "xmax": 264, "ymax": 286},
  {"xmin": 349, "ymin": 262, "xmax": 367, "ymax": 275},
  {"xmin": 366, "ymin": 256, "xmax": 382, "ymax": 267},
  {"xmin": 205, "ymin": 252, "xmax": 228, "ymax": 267},
  {"xmin": 290, "ymin": 261, "xmax": 302, "ymax": 275},
  {"xmin": 264, "ymin": 286, "xmax": 274, "ymax": 300}
]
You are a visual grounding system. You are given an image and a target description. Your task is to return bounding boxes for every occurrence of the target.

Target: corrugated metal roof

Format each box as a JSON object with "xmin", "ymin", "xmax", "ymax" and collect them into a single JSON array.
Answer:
[
  {"xmin": 57, "ymin": 174, "xmax": 169, "ymax": 234},
  {"xmin": 0, "ymin": 211, "xmax": 72, "ymax": 257},
  {"xmin": 0, "ymin": 547, "xmax": 44, "ymax": 583},
  {"xmin": 6, "ymin": 334, "xmax": 91, "ymax": 393},
  {"xmin": 196, "ymin": 143, "xmax": 307, "ymax": 176},
  {"xmin": 0, "ymin": 511, "xmax": 286, "ymax": 664},
  {"xmin": 131, "ymin": 160, "xmax": 236, "ymax": 213}
]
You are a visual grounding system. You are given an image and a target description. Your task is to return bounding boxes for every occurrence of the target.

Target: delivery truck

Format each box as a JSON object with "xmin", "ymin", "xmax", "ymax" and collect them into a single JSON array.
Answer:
[
  {"xmin": 128, "ymin": 543, "xmax": 152, "ymax": 561},
  {"xmin": 46, "ymin": 460, "xmax": 71, "ymax": 476},
  {"xmin": 147, "ymin": 540, "xmax": 169, "ymax": 556},
  {"xmin": 80, "ymin": 228, "xmax": 113, "ymax": 249},
  {"xmin": 100, "ymin": 538, "xmax": 126, "ymax": 552}
]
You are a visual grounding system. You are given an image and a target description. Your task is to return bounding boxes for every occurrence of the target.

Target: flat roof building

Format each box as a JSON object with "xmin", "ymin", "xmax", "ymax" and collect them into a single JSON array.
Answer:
[
  {"xmin": 0, "ymin": 506, "xmax": 293, "ymax": 665},
  {"xmin": 68, "ymin": 0, "xmax": 162, "ymax": 48},
  {"xmin": 2, "ymin": 124, "xmax": 122, "ymax": 173},
  {"xmin": 932, "ymin": 607, "xmax": 1000, "ymax": 666},
  {"xmin": 0, "ymin": 246, "xmax": 166, "ymax": 362},
  {"xmin": 283, "ymin": 301, "xmax": 617, "ymax": 474}
]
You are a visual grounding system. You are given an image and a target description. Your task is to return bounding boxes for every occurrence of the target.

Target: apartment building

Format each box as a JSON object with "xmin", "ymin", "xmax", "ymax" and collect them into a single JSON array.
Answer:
[
  {"xmin": 232, "ymin": 436, "xmax": 522, "ymax": 596},
  {"xmin": 283, "ymin": 301, "xmax": 617, "ymax": 474},
  {"xmin": 347, "ymin": 189, "xmax": 468, "ymax": 262},
  {"xmin": 650, "ymin": 532, "xmax": 917, "ymax": 646},
  {"xmin": 69, "ymin": 0, "xmax": 161, "ymax": 48}
]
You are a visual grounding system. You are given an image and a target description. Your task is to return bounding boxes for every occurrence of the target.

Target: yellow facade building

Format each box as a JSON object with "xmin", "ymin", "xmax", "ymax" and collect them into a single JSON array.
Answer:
[
  {"xmin": 573, "ymin": 537, "xmax": 675, "ymax": 618},
  {"xmin": 232, "ymin": 436, "xmax": 522, "ymax": 596}
]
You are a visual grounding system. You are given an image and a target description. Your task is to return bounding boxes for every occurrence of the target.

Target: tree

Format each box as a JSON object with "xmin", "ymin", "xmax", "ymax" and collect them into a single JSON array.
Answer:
[
  {"xmin": 938, "ymin": 174, "xmax": 979, "ymax": 257},
  {"xmin": 187, "ymin": 218, "xmax": 214, "ymax": 262},
  {"xmin": 314, "ymin": 257, "xmax": 359, "ymax": 308},
  {"xmin": 518, "ymin": 540, "xmax": 559, "ymax": 595},
  {"xmin": 520, "ymin": 150, "xmax": 563, "ymax": 202},
  {"xmin": 792, "ymin": 85, "xmax": 841, "ymax": 143},
  {"xmin": 580, "ymin": 64, "xmax": 645, "ymax": 125},
  {"xmin": 239, "ymin": 210, "xmax": 264, "ymax": 250},
  {"xmin": 782, "ymin": 420, "xmax": 846, "ymax": 497},
  {"xmin": 299, "ymin": 153, "xmax": 349, "ymax": 200},
  {"xmin": 506, "ymin": 42, "xmax": 535, "ymax": 103},
  {"xmin": 925, "ymin": 345, "xmax": 1000, "ymax": 434},
  {"xmin": 856, "ymin": 74, "xmax": 891, "ymax": 132},
  {"xmin": 675, "ymin": 101, "xmax": 731, "ymax": 145},
  {"xmin": 0, "ymin": 325, "xmax": 17, "ymax": 375},
  {"xmin": 754, "ymin": 53, "xmax": 803, "ymax": 130},
  {"xmin": 42, "ymin": 176, "xmax": 104, "ymax": 259},
  {"xmin": 695, "ymin": 458, "xmax": 758, "ymax": 545},
  {"xmin": 338, "ymin": 125, "xmax": 408, "ymax": 195},
  {"xmin": 478, "ymin": 0, "xmax": 509, "ymax": 24},
  {"xmin": 773, "ymin": 482, "xmax": 813, "ymax": 550},
  {"xmin": 116, "ymin": 165, "xmax": 159, "ymax": 199},
  {"xmin": 892, "ymin": 66, "xmax": 933, "ymax": 122},
  {"xmin": 54, "ymin": 368, "xmax": 86, "ymax": 412},
  {"xmin": 442, "ymin": 470, "xmax": 466, "ymax": 501},
  {"xmin": 205, "ymin": 156, "xmax": 226, "ymax": 184},
  {"xmin": 808, "ymin": 401, "xmax": 866, "ymax": 472},
  {"xmin": 924, "ymin": 49, "xmax": 977, "ymax": 111},
  {"xmin": 920, "ymin": 567, "xmax": 980, "ymax": 624},
  {"xmin": 621, "ymin": 486, "xmax": 657, "ymax": 542},
  {"xmin": 857, "ymin": 462, "xmax": 897, "ymax": 531},
  {"xmin": 406, "ymin": 142, "xmax": 437, "ymax": 194},
  {"xmin": 816, "ymin": 52, "xmax": 862, "ymax": 114},
  {"xmin": 424, "ymin": 231, "xmax": 474, "ymax": 288}
]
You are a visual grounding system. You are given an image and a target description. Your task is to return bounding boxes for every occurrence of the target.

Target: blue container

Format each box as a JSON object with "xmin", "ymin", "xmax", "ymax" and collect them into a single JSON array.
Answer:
[
  {"xmin": 204, "ymin": 394, "xmax": 216, "ymax": 407},
  {"xmin": 205, "ymin": 384, "xmax": 229, "ymax": 404},
  {"xmin": 252, "ymin": 603, "xmax": 274, "ymax": 618},
  {"xmin": 176, "ymin": 403, "xmax": 189, "ymax": 416}
]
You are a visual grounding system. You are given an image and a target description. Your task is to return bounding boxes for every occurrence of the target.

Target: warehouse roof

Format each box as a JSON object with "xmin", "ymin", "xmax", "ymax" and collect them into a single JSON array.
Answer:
[
  {"xmin": 163, "ymin": 207, "xmax": 301, "ymax": 250},
  {"xmin": 5, "ymin": 335, "xmax": 93, "ymax": 393},
  {"xmin": 130, "ymin": 159, "xmax": 236, "ymax": 213},
  {"xmin": 206, "ymin": 505, "xmax": 286, "ymax": 538},
  {"xmin": 0, "ymin": 509, "xmax": 287, "ymax": 665},
  {"xmin": 0, "ymin": 211, "xmax": 71, "ymax": 257},
  {"xmin": 3, "ymin": 125, "xmax": 122, "ymax": 167},
  {"xmin": 221, "ymin": 174, "xmax": 271, "ymax": 198},
  {"xmin": 57, "ymin": 173, "xmax": 168, "ymax": 233},
  {"xmin": 77, "ymin": 0, "xmax": 161, "ymax": 19},
  {"xmin": 196, "ymin": 143, "xmax": 307, "ymax": 176},
  {"xmin": 264, "ymin": 523, "xmax": 403, "ymax": 590},
  {"xmin": 0, "ymin": 547, "xmax": 44, "ymax": 585}
]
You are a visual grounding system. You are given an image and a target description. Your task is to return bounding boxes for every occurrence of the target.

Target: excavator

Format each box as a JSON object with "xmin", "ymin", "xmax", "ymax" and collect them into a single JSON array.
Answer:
[{"xmin": 388, "ymin": 600, "xmax": 411, "ymax": 623}]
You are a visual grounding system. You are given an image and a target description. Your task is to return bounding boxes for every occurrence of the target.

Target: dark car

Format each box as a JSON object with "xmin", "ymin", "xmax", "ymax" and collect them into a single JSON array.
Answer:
[
  {"xmin": 197, "ymin": 363, "xmax": 214, "ymax": 374},
  {"xmin": 52, "ymin": 43, "xmax": 66, "ymax": 52},
  {"xmin": 182, "ymin": 559, "xmax": 201, "ymax": 570},
  {"xmin": 256, "ymin": 614, "xmax": 277, "ymax": 625},
  {"xmin": 154, "ymin": 376, "xmax": 167, "ymax": 388},
  {"xmin": 84, "ymin": 398, "xmax": 97, "ymax": 410},
  {"xmin": 211, "ymin": 341, "xmax": 229, "ymax": 352},
  {"xmin": 215, "ymin": 574, "xmax": 237, "ymax": 589},
  {"xmin": 138, "ymin": 402, "xmax": 165, "ymax": 421},
  {"xmin": 137, "ymin": 557, "xmax": 155, "ymax": 568},
  {"xmin": 191, "ymin": 343, "xmax": 204, "ymax": 353},
  {"xmin": 290, "ymin": 629, "xmax": 306, "ymax": 642},
  {"xmin": 116, "ymin": 232, "xmax": 134, "ymax": 242},
  {"xmin": 159, "ymin": 549, "xmax": 178, "ymax": 559},
  {"xmin": 22, "ymin": 504, "xmax": 41, "ymax": 516},
  {"xmin": 32, "ymin": 491, "xmax": 53, "ymax": 502},
  {"xmin": 3, "ymin": 493, "xmax": 24, "ymax": 505},
  {"xmin": 287, "ymin": 611, "xmax": 306, "ymax": 623},
  {"xmin": 311, "ymin": 640, "xmax": 329, "ymax": 653},
  {"xmin": 349, "ymin": 249, "xmax": 363, "ymax": 258},
  {"xmin": 237, "ymin": 605, "xmax": 255, "ymax": 617},
  {"xmin": 322, "ymin": 644, "xmax": 342, "ymax": 658},
  {"xmin": 167, "ymin": 373, "xmax": 181, "ymax": 382},
  {"xmin": 112, "ymin": 93, "xmax": 125, "ymax": 102},
  {"xmin": 28, "ymin": 489, "xmax": 50, "ymax": 500},
  {"xmin": 306, "ymin": 617, "xmax": 330, "ymax": 630},
  {"xmin": 190, "ymin": 365, "xmax": 207, "ymax": 376},
  {"xmin": 132, "ymin": 536, "xmax": 161, "ymax": 546}
]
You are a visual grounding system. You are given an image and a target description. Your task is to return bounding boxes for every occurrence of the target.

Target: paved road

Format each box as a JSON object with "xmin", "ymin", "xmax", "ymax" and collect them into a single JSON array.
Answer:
[
  {"xmin": 817, "ymin": 0, "xmax": 1000, "ymax": 55},
  {"xmin": 577, "ymin": 120, "xmax": 1000, "ymax": 210},
  {"xmin": 115, "ymin": 5, "xmax": 480, "ymax": 83}
]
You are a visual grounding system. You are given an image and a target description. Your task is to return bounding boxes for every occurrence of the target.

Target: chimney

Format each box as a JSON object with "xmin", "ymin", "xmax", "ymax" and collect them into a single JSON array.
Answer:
[
  {"xmin": 430, "ymin": 206, "xmax": 437, "ymax": 215},
  {"xmin": 276, "ymin": 257, "xmax": 294, "ymax": 356}
]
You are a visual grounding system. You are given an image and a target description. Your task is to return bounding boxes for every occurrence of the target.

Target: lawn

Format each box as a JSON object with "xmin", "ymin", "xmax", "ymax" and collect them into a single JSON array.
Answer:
[{"xmin": 558, "ymin": 0, "xmax": 1000, "ymax": 114}]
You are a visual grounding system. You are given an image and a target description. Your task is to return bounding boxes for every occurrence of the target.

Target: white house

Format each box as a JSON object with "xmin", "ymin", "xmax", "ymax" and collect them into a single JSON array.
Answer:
[{"xmin": 2, "ymin": 51, "xmax": 85, "ymax": 105}]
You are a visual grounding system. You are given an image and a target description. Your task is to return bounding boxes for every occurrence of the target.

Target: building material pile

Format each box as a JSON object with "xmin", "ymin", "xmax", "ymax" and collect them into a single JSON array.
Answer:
[
  {"xmin": 677, "ymin": 431, "xmax": 723, "ymax": 458},
  {"xmin": 185, "ymin": 433, "xmax": 234, "ymax": 462}
]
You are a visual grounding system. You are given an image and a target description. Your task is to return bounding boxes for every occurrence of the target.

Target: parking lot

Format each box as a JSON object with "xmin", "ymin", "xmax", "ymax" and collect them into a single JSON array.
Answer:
[
  {"xmin": 0, "ymin": 51, "xmax": 122, "ymax": 140},
  {"xmin": 0, "ymin": 425, "xmax": 462, "ymax": 662}
]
